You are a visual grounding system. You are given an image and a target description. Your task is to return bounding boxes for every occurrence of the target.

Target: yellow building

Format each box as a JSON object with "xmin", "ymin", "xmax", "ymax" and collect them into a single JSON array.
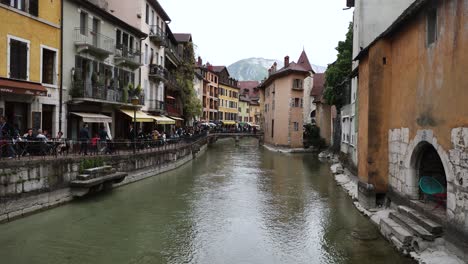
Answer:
[
  {"xmin": 238, "ymin": 81, "xmax": 261, "ymax": 126},
  {"xmin": 213, "ymin": 66, "xmax": 238, "ymax": 126},
  {"xmin": 0, "ymin": 0, "xmax": 62, "ymax": 135}
]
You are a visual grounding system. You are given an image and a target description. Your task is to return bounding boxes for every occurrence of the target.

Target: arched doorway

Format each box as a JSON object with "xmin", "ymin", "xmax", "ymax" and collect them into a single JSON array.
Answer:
[{"xmin": 413, "ymin": 143, "xmax": 447, "ymax": 207}]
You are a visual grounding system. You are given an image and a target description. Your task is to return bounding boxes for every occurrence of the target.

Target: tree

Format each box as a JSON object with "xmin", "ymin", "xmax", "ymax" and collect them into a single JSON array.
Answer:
[
  {"xmin": 323, "ymin": 22, "xmax": 353, "ymax": 152},
  {"xmin": 174, "ymin": 42, "xmax": 202, "ymax": 122},
  {"xmin": 324, "ymin": 22, "xmax": 353, "ymax": 110}
]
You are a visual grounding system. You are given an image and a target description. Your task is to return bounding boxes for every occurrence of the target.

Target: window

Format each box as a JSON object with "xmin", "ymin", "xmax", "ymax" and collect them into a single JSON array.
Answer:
[
  {"xmin": 145, "ymin": 4, "xmax": 149, "ymax": 24},
  {"xmin": 116, "ymin": 29, "xmax": 121, "ymax": 46},
  {"xmin": 29, "ymin": 0, "xmax": 38, "ymax": 16},
  {"xmin": 41, "ymin": 47, "xmax": 56, "ymax": 85},
  {"xmin": 427, "ymin": 9, "xmax": 437, "ymax": 45},
  {"xmin": 8, "ymin": 37, "xmax": 29, "ymax": 80},
  {"xmin": 156, "ymin": 52, "xmax": 159, "ymax": 65},
  {"xmin": 144, "ymin": 44, "xmax": 148, "ymax": 64},
  {"xmin": 150, "ymin": 48, "xmax": 154, "ymax": 64},
  {"xmin": 80, "ymin": 11, "xmax": 88, "ymax": 35},
  {"xmin": 238, "ymin": 107, "xmax": 241, "ymax": 112},
  {"xmin": 293, "ymin": 79, "xmax": 303, "ymax": 89},
  {"xmin": 293, "ymin": 122, "xmax": 299, "ymax": 131},
  {"xmin": 157, "ymin": 17, "xmax": 160, "ymax": 29},
  {"xmin": 151, "ymin": 10, "xmax": 154, "ymax": 26},
  {"xmin": 292, "ymin": 98, "xmax": 300, "ymax": 107}
]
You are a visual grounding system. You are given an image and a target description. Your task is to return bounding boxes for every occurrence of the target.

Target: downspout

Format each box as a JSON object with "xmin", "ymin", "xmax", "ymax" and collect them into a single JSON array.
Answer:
[{"xmin": 59, "ymin": 0, "xmax": 64, "ymax": 134}]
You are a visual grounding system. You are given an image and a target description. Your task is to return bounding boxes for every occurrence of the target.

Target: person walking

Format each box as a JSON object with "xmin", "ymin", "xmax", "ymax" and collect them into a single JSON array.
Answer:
[
  {"xmin": 0, "ymin": 116, "xmax": 15, "ymax": 159},
  {"xmin": 79, "ymin": 123, "xmax": 90, "ymax": 155},
  {"xmin": 98, "ymin": 125, "xmax": 110, "ymax": 154}
]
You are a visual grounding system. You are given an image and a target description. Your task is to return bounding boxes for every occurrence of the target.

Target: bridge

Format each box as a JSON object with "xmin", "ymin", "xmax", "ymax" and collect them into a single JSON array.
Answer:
[{"xmin": 207, "ymin": 132, "xmax": 264, "ymax": 145}]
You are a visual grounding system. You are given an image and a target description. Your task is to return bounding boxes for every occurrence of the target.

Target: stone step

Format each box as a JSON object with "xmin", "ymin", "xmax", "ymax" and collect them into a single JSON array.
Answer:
[
  {"xmin": 397, "ymin": 205, "xmax": 443, "ymax": 235},
  {"xmin": 380, "ymin": 217, "xmax": 413, "ymax": 246},
  {"xmin": 76, "ymin": 174, "xmax": 91, "ymax": 181},
  {"xmin": 389, "ymin": 212, "xmax": 437, "ymax": 241}
]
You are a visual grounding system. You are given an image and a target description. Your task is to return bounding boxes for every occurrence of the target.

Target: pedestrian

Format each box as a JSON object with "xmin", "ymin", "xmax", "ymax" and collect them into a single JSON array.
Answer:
[
  {"xmin": 79, "ymin": 123, "xmax": 90, "ymax": 155},
  {"xmin": 98, "ymin": 125, "xmax": 110, "ymax": 153},
  {"xmin": 0, "ymin": 116, "xmax": 15, "ymax": 159}
]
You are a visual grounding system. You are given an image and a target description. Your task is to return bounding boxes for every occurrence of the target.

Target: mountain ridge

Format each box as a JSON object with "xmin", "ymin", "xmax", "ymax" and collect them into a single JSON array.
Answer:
[{"xmin": 227, "ymin": 57, "xmax": 326, "ymax": 81}]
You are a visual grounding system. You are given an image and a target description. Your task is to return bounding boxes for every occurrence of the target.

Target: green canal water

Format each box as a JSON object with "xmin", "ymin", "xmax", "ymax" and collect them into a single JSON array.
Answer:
[{"xmin": 0, "ymin": 139, "xmax": 414, "ymax": 264}]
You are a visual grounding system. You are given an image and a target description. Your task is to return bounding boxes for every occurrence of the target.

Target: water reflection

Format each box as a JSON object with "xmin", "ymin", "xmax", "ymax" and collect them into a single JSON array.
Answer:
[{"xmin": 0, "ymin": 139, "xmax": 413, "ymax": 264}]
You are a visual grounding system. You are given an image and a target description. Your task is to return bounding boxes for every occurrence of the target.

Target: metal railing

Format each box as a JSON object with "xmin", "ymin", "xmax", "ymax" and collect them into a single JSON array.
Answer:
[
  {"xmin": 148, "ymin": 100, "xmax": 165, "ymax": 111},
  {"xmin": 149, "ymin": 26, "xmax": 166, "ymax": 44},
  {"xmin": 74, "ymin": 27, "xmax": 114, "ymax": 54},
  {"xmin": 149, "ymin": 64, "xmax": 166, "ymax": 79},
  {"xmin": 0, "ymin": 132, "xmax": 209, "ymax": 161},
  {"xmin": 115, "ymin": 44, "xmax": 142, "ymax": 65}
]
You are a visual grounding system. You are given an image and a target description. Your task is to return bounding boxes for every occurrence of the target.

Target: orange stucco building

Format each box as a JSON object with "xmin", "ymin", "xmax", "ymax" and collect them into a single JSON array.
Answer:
[
  {"xmin": 259, "ymin": 54, "xmax": 312, "ymax": 148},
  {"xmin": 356, "ymin": 0, "xmax": 468, "ymax": 250}
]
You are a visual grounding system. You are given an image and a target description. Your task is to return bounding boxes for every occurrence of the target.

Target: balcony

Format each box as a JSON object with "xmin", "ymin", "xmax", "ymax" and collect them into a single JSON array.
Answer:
[
  {"xmin": 164, "ymin": 71, "xmax": 178, "ymax": 90},
  {"xmin": 149, "ymin": 26, "xmax": 167, "ymax": 47},
  {"xmin": 165, "ymin": 41, "xmax": 180, "ymax": 66},
  {"xmin": 74, "ymin": 28, "xmax": 114, "ymax": 59},
  {"xmin": 166, "ymin": 103, "xmax": 182, "ymax": 117},
  {"xmin": 70, "ymin": 79, "xmax": 144, "ymax": 106},
  {"xmin": 148, "ymin": 99, "xmax": 165, "ymax": 113},
  {"xmin": 114, "ymin": 45, "xmax": 142, "ymax": 70},
  {"xmin": 149, "ymin": 64, "xmax": 166, "ymax": 81}
]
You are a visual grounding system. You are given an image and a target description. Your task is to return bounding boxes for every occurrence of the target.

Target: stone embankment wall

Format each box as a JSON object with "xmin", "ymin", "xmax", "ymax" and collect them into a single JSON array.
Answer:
[
  {"xmin": 0, "ymin": 141, "xmax": 208, "ymax": 223},
  {"xmin": 388, "ymin": 127, "xmax": 468, "ymax": 251}
]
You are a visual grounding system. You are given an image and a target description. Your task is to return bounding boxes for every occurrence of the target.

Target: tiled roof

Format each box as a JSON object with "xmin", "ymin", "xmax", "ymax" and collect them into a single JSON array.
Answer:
[
  {"xmin": 310, "ymin": 73, "xmax": 325, "ymax": 97},
  {"xmin": 211, "ymin": 66, "xmax": 226, "ymax": 73},
  {"xmin": 297, "ymin": 50, "xmax": 314, "ymax": 73},
  {"xmin": 173, "ymin": 33, "xmax": 192, "ymax": 43},
  {"xmin": 238, "ymin": 81, "xmax": 260, "ymax": 99}
]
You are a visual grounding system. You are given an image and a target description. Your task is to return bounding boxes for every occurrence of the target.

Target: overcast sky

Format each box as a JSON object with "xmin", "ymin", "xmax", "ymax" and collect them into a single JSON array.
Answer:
[{"xmin": 158, "ymin": 0, "xmax": 353, "ymax": 67}]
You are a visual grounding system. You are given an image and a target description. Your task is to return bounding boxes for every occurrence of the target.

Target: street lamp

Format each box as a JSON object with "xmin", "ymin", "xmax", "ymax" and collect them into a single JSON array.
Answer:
[{"xmin": 131, "ymin": 95, "xmax": 139, "ymax": 154}]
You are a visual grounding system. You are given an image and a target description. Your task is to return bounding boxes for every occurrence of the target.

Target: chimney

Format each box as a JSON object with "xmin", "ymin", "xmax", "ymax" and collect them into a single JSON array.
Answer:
[
  {"xmin": 273, "ymin": 62, "xmax": 277, "ymax": 72},
  {"xmin": 197, "ymin": 56, "xmax": 202, "ymax": 66},
  {"xmin": 284, "ymin": 56, "xmax": 290, "ymax": 67},
  {"xmin": 268, "ymin": 68, "xmax": 272, "ymax": 76}
]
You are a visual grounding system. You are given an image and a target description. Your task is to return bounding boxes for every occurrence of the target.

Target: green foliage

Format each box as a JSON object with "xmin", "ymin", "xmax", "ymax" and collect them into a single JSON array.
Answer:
[
  {"xmin": 135, "ymin": 84, "xmax": 142, "ymax": 96},
  {"xmin": 79, "ymin": 157, "xmax": 104, "ymax": 173},
  {"xmin": 303, "ymin": 124, "xmax": 327, "ymax": 150},
  {"xmin": 175, "ymin": 42, "xmax": 202, "ymax": 121},
  {"xmin": 324, "ymin": 22, "xmax": 353, "ymax": 109},
  {"xmin": 122, "ymin": 85, "xmax": 129, "ymax": 103}
]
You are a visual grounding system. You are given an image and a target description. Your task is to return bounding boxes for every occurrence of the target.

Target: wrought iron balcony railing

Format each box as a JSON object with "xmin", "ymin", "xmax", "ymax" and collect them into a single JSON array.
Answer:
[{"xmin": 74, "ymin": 27, "xmax": 114, "ymax": 56}]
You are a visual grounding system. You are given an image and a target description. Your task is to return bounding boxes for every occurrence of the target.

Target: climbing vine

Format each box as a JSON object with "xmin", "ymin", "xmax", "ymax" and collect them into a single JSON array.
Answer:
[{"xmin": 175, "ymin": 42, "xmax": 202, "ymax": 122}]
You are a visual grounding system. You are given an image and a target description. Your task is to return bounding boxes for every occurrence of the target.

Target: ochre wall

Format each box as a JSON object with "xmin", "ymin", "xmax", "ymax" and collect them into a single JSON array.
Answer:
[
  {"xmin": 358, "ymin": 1, "xmax": 468, "ymax": 193},
  {"xmin": 0, "ymin": 3, "xmax": 61, "ymax": 82},
  {"xmin": 357, "ymin": 57, "xmax": 370, "ymax": 184},
  {"xmin": 389, "ymin": 2, "xmax": 468, "ymax": 150}
]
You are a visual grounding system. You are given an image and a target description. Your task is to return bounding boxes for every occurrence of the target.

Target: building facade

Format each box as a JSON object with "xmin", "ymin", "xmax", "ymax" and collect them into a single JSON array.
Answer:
[
  {"xmin": 238, "ymin": 81, "xmax": 261, "ymax": 125},
  {"xmin": 0, "ymin": 0, "xmax": 61, "ymax": 136},
  {"xmin": 259, "ymin": 55, "xmax": 310, "ymax": 148},
  {"xmin": 214, "ymin": 66, "xmax": 238, "ymax": 126},
  {"xmin": 107, "ymin": 0, "xmax": 169, "ymax": 117},
  {"xmin": 355, "ymin": 0, "xmax": 468, "ymax": 255},
  {"xmin": 63, "ymin": 0, "xmax": 148, "ymax": 139},
  {"xmin": 201, "ymin": 64, "xmax": 219, "ymax": 122},
  {"xmin": 342, "ymin": 0, "xmax": 415, "ymax": 167}
]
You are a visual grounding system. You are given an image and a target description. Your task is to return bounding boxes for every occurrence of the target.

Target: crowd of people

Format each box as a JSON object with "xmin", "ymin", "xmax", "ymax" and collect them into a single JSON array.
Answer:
[{"xmin": 1, "ymin": 115, "xmax": 260, "ymax": 159}]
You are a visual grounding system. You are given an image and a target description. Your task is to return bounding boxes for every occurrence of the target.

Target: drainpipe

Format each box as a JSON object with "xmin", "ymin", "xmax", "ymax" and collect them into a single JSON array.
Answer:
[{"xmin": 59, "ymin": 0, "xmax": 64, "ymax": 134}]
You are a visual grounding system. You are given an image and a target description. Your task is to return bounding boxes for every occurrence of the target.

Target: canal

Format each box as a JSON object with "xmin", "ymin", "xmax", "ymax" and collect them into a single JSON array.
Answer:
[{"xmin": 0, "ymin": 139, "xmax": 413, "ymax": 264}]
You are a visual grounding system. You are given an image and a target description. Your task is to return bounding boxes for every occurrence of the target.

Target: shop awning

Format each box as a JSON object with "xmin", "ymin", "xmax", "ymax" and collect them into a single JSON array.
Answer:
[
  {"xmin": 169, "ymin": 116, "xmax": 184, "ymax": 121},
  {"xmin": 120, "ymin": 109, "xmax": 155, "ymax": 122},
  {"xmin": 223, "ymin": 121, "xmax": 236, "ymax": 125},
  {"xmin": 70, "ymin": 112, "xmax": 112, "ymax": 123},
  {"xmin": 0, "ymin": 78, "xmax": 47, "ymax": 96},
  {"xmin": 166, "ymin": 95, "xmax": 175, "ymax": 100},
  {"xmin": 153, "ymin": 115, "xmax": 175, "ymax": 125}
]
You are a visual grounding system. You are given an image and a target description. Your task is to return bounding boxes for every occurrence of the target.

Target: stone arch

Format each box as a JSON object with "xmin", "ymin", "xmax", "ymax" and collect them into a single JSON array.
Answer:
[{"xmin": 403, "ymin": 130, "xmax": 454, "ymax": 200}]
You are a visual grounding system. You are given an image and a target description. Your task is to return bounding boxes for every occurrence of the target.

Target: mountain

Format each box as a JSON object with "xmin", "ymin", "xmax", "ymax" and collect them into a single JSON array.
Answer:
[{"xmin": 227, "ymin": 57, "xmax": 327, "ymax": 81}]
